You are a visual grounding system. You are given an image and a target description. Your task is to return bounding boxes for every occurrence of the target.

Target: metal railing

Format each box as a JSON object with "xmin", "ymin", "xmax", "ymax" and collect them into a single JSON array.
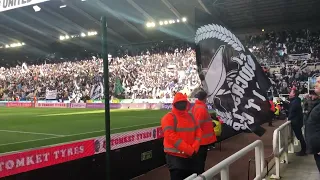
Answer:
[
  {"xmin": 185, "ymin": 140, "xmax": 265, "ymax": 180},
  {"xmin": 270, "ymin": 121, "xmax": 295, "ymax": 179}
]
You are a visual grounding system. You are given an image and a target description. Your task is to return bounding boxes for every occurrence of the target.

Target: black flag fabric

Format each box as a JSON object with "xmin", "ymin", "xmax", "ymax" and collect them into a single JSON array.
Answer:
[{"xmin": 195, "ymin": 24, "xmax": 272, "ymax": 136}]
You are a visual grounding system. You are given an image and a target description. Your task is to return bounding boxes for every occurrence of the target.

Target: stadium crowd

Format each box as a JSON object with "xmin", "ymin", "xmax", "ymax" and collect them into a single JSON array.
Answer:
[
  {"xmin": 0, "ymin": 43, "xmax": 199, "ymax": 101},
  {"xmin": 246, "ymin": 29, "xmax": 320, "ymax": 64},
  {"xmin": 1, "ymin": 29, "xmax": 320, "ymax": 101}
]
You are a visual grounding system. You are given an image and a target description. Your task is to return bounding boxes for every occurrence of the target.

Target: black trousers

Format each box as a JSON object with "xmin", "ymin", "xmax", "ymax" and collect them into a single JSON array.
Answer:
[
  {"xmin": 169, "ymin": 169, "xmax": 195, "ymax": 180},
  {"xmin": 314, "ymin": 154, "xmax": 320, "ymax": 172},
  {"xmin": 166, "ymin": 154, "xmax": 197, "ymax": 180},
  {"xmin": 292, "ymin": 125, "xmax": 307, "ymax": 153},
  {"xmin": 269, "ymin": 111, "xmax": 274, "ymax": 125},
  {"xmin": 196, "ymin": 145, "xmax": 208, "ymax": 175}
]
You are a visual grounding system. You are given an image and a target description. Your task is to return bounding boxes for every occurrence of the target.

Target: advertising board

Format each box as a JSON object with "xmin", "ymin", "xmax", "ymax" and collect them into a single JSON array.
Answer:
[{"xmin": 0, "ymin": 139, "xmax": 94, "ymax": 178}]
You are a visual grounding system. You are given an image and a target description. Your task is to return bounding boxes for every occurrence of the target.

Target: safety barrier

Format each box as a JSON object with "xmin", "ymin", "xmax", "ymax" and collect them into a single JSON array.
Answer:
[
  {"xmin": 269, "ymin": 121, "xmax": 295, "ymax": 179},
  {"xmin": 185, "ymin": 140, "xmax": 265, "ymax": 180}
]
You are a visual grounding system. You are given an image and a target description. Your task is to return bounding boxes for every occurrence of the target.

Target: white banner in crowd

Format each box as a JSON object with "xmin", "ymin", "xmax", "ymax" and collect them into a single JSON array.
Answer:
[
  {"xmin": 45, "ymin": 89, "xmax": 57, "ymax": 100},
  {"xmin": 288, "ymin": 53, "xmax": 311, "ymax": 61},
  {"xmin": 0, "ymin": 0, "xmax": 49, "ymax": 12}
]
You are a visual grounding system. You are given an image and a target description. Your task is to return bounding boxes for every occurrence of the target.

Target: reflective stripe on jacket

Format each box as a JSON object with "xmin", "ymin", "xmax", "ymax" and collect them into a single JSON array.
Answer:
[{"xmin": 191, "ymin": 100, "xmax": 217, "ymax": 145}]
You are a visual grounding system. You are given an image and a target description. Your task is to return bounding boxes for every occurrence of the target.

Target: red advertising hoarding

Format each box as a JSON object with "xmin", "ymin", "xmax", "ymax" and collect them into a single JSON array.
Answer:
[
  {"xmin": 35, "ymin": 103, "xmax": 67, "ymax": 108},
  {"xmin": 0, "ymin": 124, "xmax": 163, "ymax": 178},
  {"xmin": 7, "ymin": 102, "xmax": 33, "ymax": 108},
  {"xmin": 0, "ymin": 140, "xmax": 94, "ymax": 178}
]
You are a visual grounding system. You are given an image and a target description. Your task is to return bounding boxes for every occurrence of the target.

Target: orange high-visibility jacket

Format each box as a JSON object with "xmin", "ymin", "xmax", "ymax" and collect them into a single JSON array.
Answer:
[
  {"xmin": 191, "ymin": 100, "xmax": 217, "ymax": 145},
  {"xmin": 161, "ymin": 93, "xmax": 202, "ymax": 158}
]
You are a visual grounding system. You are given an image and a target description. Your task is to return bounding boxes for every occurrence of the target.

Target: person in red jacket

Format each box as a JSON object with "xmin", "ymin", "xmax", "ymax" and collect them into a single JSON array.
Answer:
[
  {"xmin": 161, "ymin": 92, "xmax": 202, "ymax": 180},
  {"xmin": 191, "ymin": 90, "xmax": 217, "ymax": 174}
]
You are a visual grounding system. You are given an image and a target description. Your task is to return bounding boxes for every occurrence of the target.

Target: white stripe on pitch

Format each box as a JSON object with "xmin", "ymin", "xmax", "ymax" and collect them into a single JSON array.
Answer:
[
  {"xmin": 110, "ymin": 122, "xmax": 159, "ymax": 130},
  {"xmin": 0, "ymin": 130, "xmax": 64, "ymax": 137},
  {"xmin": 0, "ymin": 122, "xmax": 160, "ymax": 147}
]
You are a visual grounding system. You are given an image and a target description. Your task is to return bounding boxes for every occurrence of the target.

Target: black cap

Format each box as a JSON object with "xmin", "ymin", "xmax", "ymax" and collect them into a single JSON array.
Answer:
[{"xmin": 195, "ymin": 90, "xmax": 207, "ymax": 100}]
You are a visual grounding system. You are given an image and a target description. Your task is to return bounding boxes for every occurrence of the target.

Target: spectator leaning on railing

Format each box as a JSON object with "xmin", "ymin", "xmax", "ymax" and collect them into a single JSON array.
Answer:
[
  {"xmin": 305, "ymin": 76, "xmax": 320, "ymax": 172},
  {"xmin": 288, "ymin": 89, "xmax": 307, "ymax": 156}
]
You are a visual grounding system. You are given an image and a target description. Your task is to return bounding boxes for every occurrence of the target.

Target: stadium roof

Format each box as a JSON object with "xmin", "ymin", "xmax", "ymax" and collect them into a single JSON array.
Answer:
[{"xmin": 1, "ymin": 0, "xmax": 320, "ymax": 51}]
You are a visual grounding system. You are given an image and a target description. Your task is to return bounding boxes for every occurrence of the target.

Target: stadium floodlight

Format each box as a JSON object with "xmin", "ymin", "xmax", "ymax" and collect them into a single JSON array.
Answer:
[
  {"xmin": 182, "ymin": 17, "xmax": 187, "ymax": 22},
  {"xmin": 59, "ymin": 36, "xmax": 65, "ymax": 40},
  {"xmin": 262, "ymin": 29, "xmax": 265, "ymax": 32},
  {"xmin": 65, "ymin": 35, "xmax": 70, "ymax": 39},
  {"xmin": 88, "ymin": 31, "xmax": 98, "ymax": 36},
  {"xmin": 172, "ymin": 20, "xmax": 176, "ymax": 23},
  {"xmin": 169, "ymin": 20, "xmax": 173, "ymax": 24},
  {"xmin": 60, "ymin": 5, "xmax": 67, "ymax": 8},
  {"xmin": 33, "ymin": 5, "xmax": 41, "ymax": 12},
  {"xmin": 81, "ymin": 33, "xmax": 86, "ymax": 37},
  {"xmin": 164, "ymin": 21, "xmax": 168, "ymax": 25},
  {"xmin": 177, "ymin": 19, "xmax": 180, "ymax": 23},
  {"xmin": 146, "ymin": 22, "xmax": 155, "ymax": 28},
  {"xmin": 3, "ymin": 42, "xmax": 25, "ymax": 48},
  {"xmin": 159, "ymin": 21, "xmax": 163, "ymax": 25}
]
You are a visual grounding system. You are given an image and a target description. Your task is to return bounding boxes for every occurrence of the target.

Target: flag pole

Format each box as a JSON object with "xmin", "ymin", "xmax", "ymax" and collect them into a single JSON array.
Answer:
[{"xmin": 101, "ymin": 16, "xmax": 111, "ymax": 180}]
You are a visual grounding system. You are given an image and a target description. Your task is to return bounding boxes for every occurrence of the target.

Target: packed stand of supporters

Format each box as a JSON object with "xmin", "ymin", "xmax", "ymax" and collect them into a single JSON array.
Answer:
[
  {"xmin": 267, "ymin": 66, "xmax": 319, "ymax": 95},
  {"xmin": 246, "ymin": 29, "xmax": 320, "ymax": 65},
  {"xmin": 246, "ymin": 29, "xmax": 320, "ymax": 96},
  {"xmin": 2, "ymin": 29, "xmax": 320, "ymax": 102},
  {"xmin": 0, "ymin": 42, "xmax": 200, "ymax": 101}
]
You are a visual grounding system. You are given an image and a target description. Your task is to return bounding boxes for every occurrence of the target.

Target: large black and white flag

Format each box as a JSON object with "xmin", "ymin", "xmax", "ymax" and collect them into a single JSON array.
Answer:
[{"xmin": 195, "ymin": 23, "xmax": 271, "ymax": 136}]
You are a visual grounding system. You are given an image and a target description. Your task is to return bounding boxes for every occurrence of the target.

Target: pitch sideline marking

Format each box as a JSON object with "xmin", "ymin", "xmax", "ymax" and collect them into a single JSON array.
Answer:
[
  {"xmin": 0, "ymin": 130, "xmax": 64, "ymax": 137},
  {"xmin": 110, "ymin": 122, "xmax": 159, "ymax": 130},
  {"xmin": 37, "ymin": 110, "xmax": 158, "ymax": 119},
  {"xmin": 0, "ymin": 122, "xmax": 160, "ymax": 147},
  {"xmin": 0, "ymin": 130, "xmax": 104, "ymax": 147},
  {"xmin": 37, "ymin": 110, "xmax": 105, "ymax": 117}
]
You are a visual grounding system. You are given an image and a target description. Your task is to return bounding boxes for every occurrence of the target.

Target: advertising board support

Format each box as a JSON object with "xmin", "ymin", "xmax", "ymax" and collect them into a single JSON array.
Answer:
[{"xmin": 101, "ymin": 16, "xmax": 111, "ymax": 180}]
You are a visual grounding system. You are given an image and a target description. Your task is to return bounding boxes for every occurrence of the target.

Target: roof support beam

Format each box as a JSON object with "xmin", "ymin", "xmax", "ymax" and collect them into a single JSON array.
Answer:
[
  {"xmin": 161, "ymin": 0, "xmax": 194, "ymax": 33},
  {"xmin": 64, "ymin": 2, "xmax": 131, "ymax": 43},
  {"xmin": 198, "ymin": 0, "xmax": 212, "ymax": 15},
  {"xmin": 0, "ymin": 25, "xmax": 48, "ymax": 47},
  {"xmin": 127, "ymin": 0, "xmax": 155, "ymax": 22},
  {"xmin": 42, "ymin": 7, "xmax": 87, "ymax": 33},
  {"xmin": 19, "ymin": 9, "xmax": 68, "ymax": 35},
  {"xmin": 0, "ymin": 14, "xmax": 50, "ymax": 38},
  {"xmin": 0, "ymin": 34, "xmax": 19, "ymax": 43},
  {"xmin": 96, "ymin": 0, "xmax": 147, "ymax": 39}
]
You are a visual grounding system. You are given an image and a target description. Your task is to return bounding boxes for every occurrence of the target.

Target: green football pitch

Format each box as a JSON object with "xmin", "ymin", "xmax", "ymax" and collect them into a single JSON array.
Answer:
[{"xmin": 0, "ymin": 108, "xmax": 168, "ymax": 154}]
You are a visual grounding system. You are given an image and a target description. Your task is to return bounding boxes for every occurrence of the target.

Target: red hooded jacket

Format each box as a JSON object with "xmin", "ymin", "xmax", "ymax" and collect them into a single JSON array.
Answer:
[{"xmin": 161, "ymin": 92, "xmax": 202, "ymax": 158}]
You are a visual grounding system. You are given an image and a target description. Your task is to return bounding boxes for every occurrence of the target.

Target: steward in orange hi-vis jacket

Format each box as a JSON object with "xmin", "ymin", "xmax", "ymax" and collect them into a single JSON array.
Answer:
[
  {"xmin": 191, "ymin": 90, "xmax": 217, "ymax": 174},
  {"xmin": 161, "ymin": 92, "xmax": 202, "ymax": 180}
]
